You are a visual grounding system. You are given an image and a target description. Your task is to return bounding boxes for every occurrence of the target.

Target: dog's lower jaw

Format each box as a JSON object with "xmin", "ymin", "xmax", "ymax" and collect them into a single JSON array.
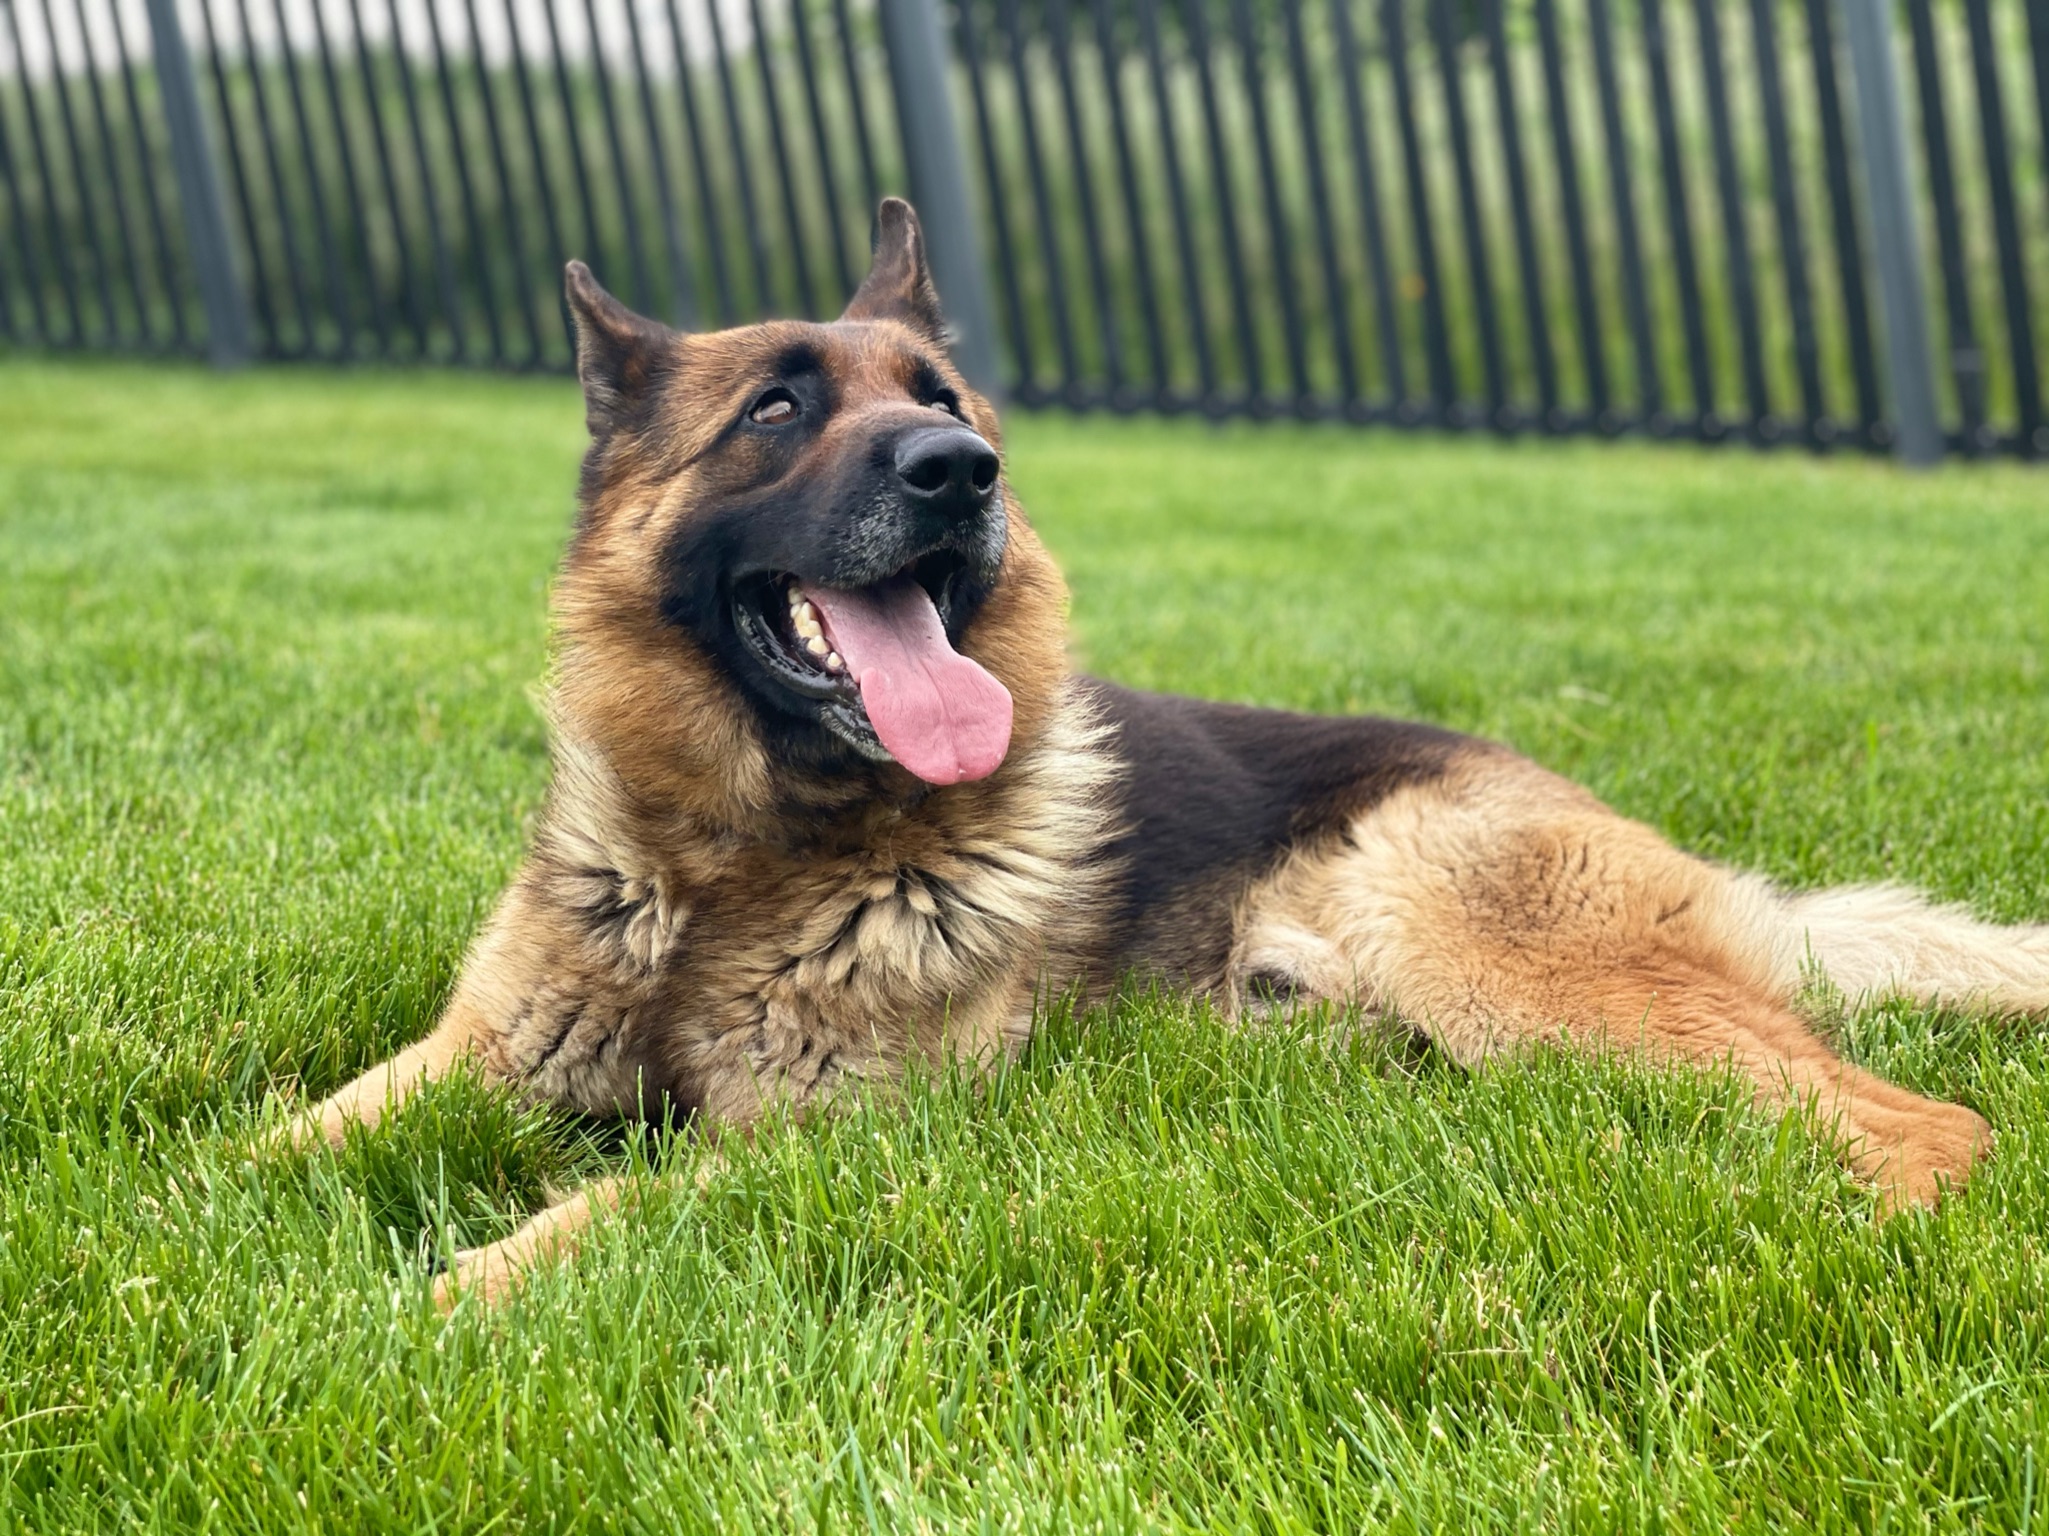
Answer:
[{"xmin": 819, "ymin": 696, "xmax": 894, "ymax": 763}]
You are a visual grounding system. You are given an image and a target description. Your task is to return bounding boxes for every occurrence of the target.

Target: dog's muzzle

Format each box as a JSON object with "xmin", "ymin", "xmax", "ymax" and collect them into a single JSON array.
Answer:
[{"xmin": 829, "ymin": 423, "xmax": 1007, "ymax": 591}]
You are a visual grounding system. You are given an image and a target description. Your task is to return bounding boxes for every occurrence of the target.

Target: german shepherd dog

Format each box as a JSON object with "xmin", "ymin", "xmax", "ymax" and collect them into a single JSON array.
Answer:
[{"xmin": 288, "ymin": 200, "xmax": 2047, "ymax": 1307}]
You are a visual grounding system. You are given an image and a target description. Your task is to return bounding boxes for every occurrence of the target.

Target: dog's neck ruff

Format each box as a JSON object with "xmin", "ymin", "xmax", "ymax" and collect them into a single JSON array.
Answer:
[{"xmin": 536, "ymin": 679, "xmax": 1123, "ymax": 998}]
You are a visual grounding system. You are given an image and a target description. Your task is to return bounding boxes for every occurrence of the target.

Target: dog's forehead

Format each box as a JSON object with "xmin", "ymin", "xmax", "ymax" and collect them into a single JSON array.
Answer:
[{"xmin": 681, "ymin": 318, "xmax": 947, "ymax": 404}]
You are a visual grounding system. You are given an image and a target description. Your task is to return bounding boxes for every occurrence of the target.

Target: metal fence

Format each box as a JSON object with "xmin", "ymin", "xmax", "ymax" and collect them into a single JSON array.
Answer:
[{"xmin": 0, "ymin": 0, "xmax": 2044, "ymax": 462}]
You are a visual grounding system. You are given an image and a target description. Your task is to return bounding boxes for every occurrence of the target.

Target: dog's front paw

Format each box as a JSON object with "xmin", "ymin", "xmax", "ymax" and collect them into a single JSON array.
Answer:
[
  {"xmin": 249, "ymin": 1102, "xmax": 350, "ymax": 1162},
  {"xmin": 432, "ymin": 1240, "xmax": 530, "ymax": 1313}
]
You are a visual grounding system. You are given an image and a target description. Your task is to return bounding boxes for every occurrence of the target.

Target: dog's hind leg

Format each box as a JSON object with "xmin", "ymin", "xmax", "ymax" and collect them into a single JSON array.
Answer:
[
  {"xmin": 1526, "ymin": 964, "xmax": 1991, "ymax": 1214},
  {"xmin": 1718, "ymin": 876, "xmax": 2049, "ymax": 1017},
  {"xmin": 1234, "ymin": 765, "xmax": 1993, "ymax": 1212}
]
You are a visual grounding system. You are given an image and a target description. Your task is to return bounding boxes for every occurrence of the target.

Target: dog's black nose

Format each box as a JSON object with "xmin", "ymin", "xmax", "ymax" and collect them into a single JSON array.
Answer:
[{"xmin": 894, "ymin": 425, "xmax": 999, "ymax": 514}]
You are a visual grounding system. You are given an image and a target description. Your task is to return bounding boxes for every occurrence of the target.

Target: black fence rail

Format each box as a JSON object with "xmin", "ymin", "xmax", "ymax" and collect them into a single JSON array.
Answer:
[{"xmin": 0, "ymin": 0, "xmax": 2044, "ymax": 462}]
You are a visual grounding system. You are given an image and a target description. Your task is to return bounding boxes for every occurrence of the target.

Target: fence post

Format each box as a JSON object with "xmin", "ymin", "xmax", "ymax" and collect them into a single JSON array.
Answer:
[
  {"xmin": 875, "ymin": 0, "xmax": 1000, "ymax": 394},
  {"xmin": 140, "ymin": 0, "xmax": 250, "ymax": 366},
  {"xmin": 1837, "ymin": 0, "xmax": 1940, "ymax": 464}
]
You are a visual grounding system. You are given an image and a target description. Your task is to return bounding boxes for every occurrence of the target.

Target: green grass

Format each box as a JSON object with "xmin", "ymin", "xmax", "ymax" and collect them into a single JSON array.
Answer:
[{"xmin": 2, "ymin": 355, "xmax": 2048, "ymax": 1532}]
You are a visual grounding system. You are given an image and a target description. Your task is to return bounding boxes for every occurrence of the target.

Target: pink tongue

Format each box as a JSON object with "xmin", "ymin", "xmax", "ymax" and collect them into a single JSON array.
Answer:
[{"xmin": 802, "ymin": 576, "xmax": 1012, "ymax": 785}]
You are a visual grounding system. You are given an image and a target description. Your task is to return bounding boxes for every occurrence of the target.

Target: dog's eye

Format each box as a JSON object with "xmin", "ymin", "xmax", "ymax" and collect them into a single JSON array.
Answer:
[
  {"xmin": 749, "ymin": 389, "xmax": 799, "ymax": 426},
  {"xmin": 929, "ymin": 393, "xmax": 961, "ymax": 419}
]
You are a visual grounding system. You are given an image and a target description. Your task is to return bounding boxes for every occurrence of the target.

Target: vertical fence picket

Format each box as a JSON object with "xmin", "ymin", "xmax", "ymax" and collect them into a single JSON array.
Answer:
[
  {"xmin": 1000, "ymin": 0, "xmax": 1079, "ymax": 397},
  {"xmin": 1383, "ymin": 0, "xmax": 1453, "ymax": 417},
  {"xmin": 2031, "ymin": 0, "xmax": 2049, "ymax": 222},
  {"xmin": 1432, "ymin": 0, "xmax": 1504, "ymax": 428},
  {"xmin": 232, "ymin": 0, "xmax": 317, "ymax": 350},
  {"xmin": 1805, "ymin": 0, "xmax": 1879, "ymax": 444},
  {"xmin": 1138, "ymin": 0, "xmax": 1215, "ymax": 407},
  {"xmin": 1963, "ymin": 0, "xmax": 2041, "ymax": 457},
  {"xmin": 1182, "ymin": 0, "xmax": 1262, "ymax": 407},
  {"xmin": 1047, "ymin": 0, "xmax": 1124, "ymax": 399},
  {"xmin": 425, "ymin": 0, "xmax": 505, "ymax": 359},
  {"xmin": 471, "ymin": 0, "xmax": 545, "ymax": 358},
  {"xmin": 1751, "ymin": 0, "xmax": 1822, "ymax": 445},
  {"xmin": 1842, "ymin": 0, "xmax": 1939, "ymax": 462},
  {"xmin": 0, "ymin": 33, "xmax": 53, "ymax": 341},
  {"xmin": 786, "ymin": 0, "xmax": 854, "ymax": 299},
  {"xmin": 1330, "ymin": 0, "xmax": 1403, "ymax": 415},
  {"xmin": 1534, "ymin": 0, "xmax": 1605, "ymax": 429},
  {"xmin": 749, "ymin": 0, "xmax": 820, "ymax": 315},
  {"xmin": 270, "ymin": 0, "xmax": 351, "ymax": 356},
  {"xmin": 1090, "ymin": 0, "xmax": 1169, "ymax": 404},
  {"xmin": 1588, "ymin": 0, "xmax": 1658, "ymax": 429},
  {"xmin": 144, "ymin": 0, "xmax": 249, "ymax": 358},
  {"xmin": 706, "ymin": 0, "xmax": 774, "ymax": 312},
  {"xmin": 831, "ymin": 0, "xmax": 879, "ymax": 209},
  {"xmin": 463, "ymin": 0, "xmax": 541, "ymax": 357},
  {"xmin": 663, "ymin": 0, "xmax": 737, "ymax": 326},
  {"xmin": 505, "ymin": 0, "xmax": 572, "ymax": 354},
  {"xmin": 345, "ymin": 0, "xmax": 428, "ymax": 351},
  {"xmin": 34, "ymin": 0, "xmax": 120, "ymax": 339},
  {"xmin": 952, "ymin": 0, "xmax": 1035, "ymax": 392},
  {"xmin": 1485, "ymin": 0, "xmax": 1555, "ymax": 429},
  {"xmin": 1280, "ymin": 0, "xmax": 1354, "ymax": 412},
  {"xmin": 541, "ymin": 0, "xmax": 605, "ymax": 299},
  {"xmin": 1641, "ymin": 0, "xmax": 1713, "ymax": 434},
  {"xmin": 310, "ymin": 0, "xmax": 388, "ymax": 354},
  {"xmin": 1230, "ymin": 0, "xmax": 1308, "ymax": 407},
  {"xmin": 201, "ymin": 0, "xmax": 284, "ymax": 350},
  {"xmin": 71, "ymin": 0, "xmax": 152, "ymax": 343},
  {"xmin": 580, "ymin": 0, "xmax": 654, "ymax": 316},
  {"xmin": 110, "ymin": 0, "xmax": 194, "ymax": 349},
  {"xmin": 10, "ymin": 0, "xmax": 88, "ymax": 341},
  {"xmin": 1694, "ymin": 0, "xmax": 1767, "ymax": 439},
  {"xmin": 1906, "ymin": 0, "xmax": 1983, "ymax": 451},
  {"xmin": 619, "ymin": 0, "xmax": 694, "ymax": 328}
]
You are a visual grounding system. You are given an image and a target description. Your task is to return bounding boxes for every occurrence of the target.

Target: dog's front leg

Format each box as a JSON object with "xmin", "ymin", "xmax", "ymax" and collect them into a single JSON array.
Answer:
[
  {"xmin": 279, "ymin": 1001, "xmax": 489, "ymax": 1152},
  {"xmin": 431, "ymin": 1150, "xmax": 730, "ymax": 1312},
  {"xmin": 432, "ymin": 1174, "xmax": 627, "ymax": 1311},
  {"xmin": 271, "ymin": 868, "xmax": 595, "ymax": 1153}
]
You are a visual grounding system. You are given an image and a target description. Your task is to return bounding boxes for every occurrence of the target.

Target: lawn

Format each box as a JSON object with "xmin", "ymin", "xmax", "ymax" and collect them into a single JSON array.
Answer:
[{"xmin": 2, "ymin": 355, "xmax": 2047, "ymax": 1533}]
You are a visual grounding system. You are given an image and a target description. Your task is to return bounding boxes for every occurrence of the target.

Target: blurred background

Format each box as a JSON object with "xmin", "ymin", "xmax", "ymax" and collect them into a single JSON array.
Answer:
[{"xmin": 0, "ymin": 0, "xmax": 2043, "ymax": 460}]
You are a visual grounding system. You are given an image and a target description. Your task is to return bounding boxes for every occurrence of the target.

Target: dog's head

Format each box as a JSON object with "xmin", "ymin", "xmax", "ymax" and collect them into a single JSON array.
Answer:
[{"xmin": 551, "ymin": 198, "xmax": 1069, "ymax": 826}]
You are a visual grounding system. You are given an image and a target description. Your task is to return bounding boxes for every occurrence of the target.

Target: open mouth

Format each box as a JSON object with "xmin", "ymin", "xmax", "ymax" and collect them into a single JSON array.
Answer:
[{"xmin": 732, "ymin": 552, "xmax": 1014, "ymax": 785}]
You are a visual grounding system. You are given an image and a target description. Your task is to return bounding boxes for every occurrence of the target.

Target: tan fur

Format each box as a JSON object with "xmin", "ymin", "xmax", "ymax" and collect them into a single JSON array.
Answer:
[
  {"xmin": 289, "ymin": 204, "xmax": 2045, "ymax": 1309},
  {"xmin": 1745, "ymin": 880, "xmax": 2049, "ymax": 1015},
  {"xmin": 1228, "ymin": 748, "xmax": 1998, "ymax": 1212}
]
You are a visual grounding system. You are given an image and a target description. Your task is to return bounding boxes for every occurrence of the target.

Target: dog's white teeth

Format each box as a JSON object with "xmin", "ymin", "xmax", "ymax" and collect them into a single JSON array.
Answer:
[
  {"xmin": 792, "ymin": 599, "xmax": 822, "ymax": 639},
  {"xmin": 825, "ymin": 651, "xmax": 843, "ymax": 672},
  {"xmin": 805, "ymin": 636, "xmax": 828, "ymax": 657}
]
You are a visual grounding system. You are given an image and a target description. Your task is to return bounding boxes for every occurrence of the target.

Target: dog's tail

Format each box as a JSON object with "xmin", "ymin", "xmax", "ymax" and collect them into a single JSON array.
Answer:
[{"xmin": 1726, "ymin": 875, "xmax": 2049, "ymax": 1016}]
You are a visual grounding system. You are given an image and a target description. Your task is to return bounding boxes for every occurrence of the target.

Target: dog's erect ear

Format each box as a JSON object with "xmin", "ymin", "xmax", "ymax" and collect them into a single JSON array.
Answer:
[
  {"xmin": 839, "ymin": 197, "xmax": 945, "ymax": 342},
  {"xmin": 565, "ymin": 260, "xmax": 675, "ymax": 437}
]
